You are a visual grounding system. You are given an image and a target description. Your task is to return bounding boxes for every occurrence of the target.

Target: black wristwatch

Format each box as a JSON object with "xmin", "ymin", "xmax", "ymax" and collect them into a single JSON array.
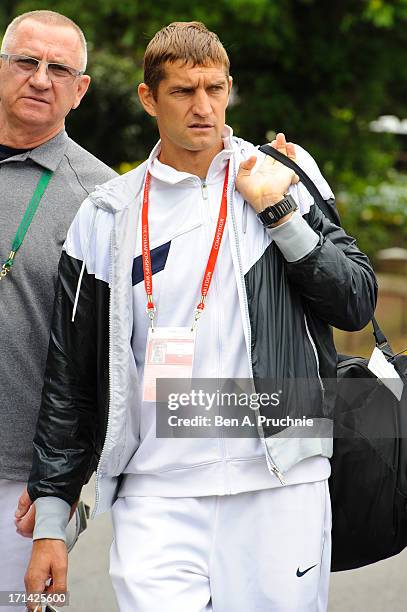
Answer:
[{"xmin": 256, "ymin": 194, "xmax": 298, "ymax": 227}]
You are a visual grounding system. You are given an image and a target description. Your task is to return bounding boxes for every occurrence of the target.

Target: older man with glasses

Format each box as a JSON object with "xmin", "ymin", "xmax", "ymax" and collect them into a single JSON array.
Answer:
[{"xmin": 0, "ymin": 10, "xmax": 116, "ymax": 609}]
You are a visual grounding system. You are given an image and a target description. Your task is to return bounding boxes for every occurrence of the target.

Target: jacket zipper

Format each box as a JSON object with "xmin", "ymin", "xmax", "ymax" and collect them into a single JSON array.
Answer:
[
  {"xmin": 242, "ymin": 200, "xmax": 248, "ymax": 234},
  {"xmin": 303, "ymin": 314, "xmax": 325, "ymax": 400},
  {"xmin": 201, "ymin": 177, "xmax": 229, "ymax": 492},
  {"xmin": 93, "ymin": 215, "xmax": 116, "ymax": 517},
  {"xmin": 228, "ymin": 167, "xmax": 285, "ymax": 485},
  {"xmin": 201, "ymin": 179, "xmax": 208, "ymax": 200}
]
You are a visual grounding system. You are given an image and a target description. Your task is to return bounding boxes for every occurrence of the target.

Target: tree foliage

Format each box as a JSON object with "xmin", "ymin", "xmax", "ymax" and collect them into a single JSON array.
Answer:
[{"xmin": 1, "ymin": 0, "xmax": 406, "ymax": 188}]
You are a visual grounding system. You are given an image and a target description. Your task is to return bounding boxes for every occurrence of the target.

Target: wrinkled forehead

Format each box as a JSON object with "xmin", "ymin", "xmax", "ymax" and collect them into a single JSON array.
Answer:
[
  {"xmin": 6, "ymin": 18, "xmax": 83, "ymax": 65},
  {"xmin": 161, "ymin": 59, "xmax": 229, "ymax": 84}
]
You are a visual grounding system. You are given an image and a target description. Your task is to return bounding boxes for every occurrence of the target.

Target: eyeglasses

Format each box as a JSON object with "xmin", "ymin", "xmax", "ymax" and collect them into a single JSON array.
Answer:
[{"xmin": 0, "ymin": 53, "xmax": 84, "ymax": 83}]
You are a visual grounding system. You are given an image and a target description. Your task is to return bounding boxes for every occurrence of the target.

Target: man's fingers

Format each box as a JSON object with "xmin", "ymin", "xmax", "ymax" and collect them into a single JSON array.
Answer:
[
  {"xmin": 286, "ymin": 142, "xmax": 296, "ymax": 159},
  {"xmin": 270, "ymin": 136, "xmax": 296, "ymax": 161},
  {"xmin": 24, "ymin": 569, "xmax": 48, "ymax": 602},
  {"xmin": 269, "ymin": 138, "xmax": 298, "ymax": 184},
  {"xmin": 48, "ymin": 570, "xmax": 68, "ymax": 596},
  {"xmin": 47, "ymin": 550, "xmax": 68, "ymax": 595},
  {"xmin": 237, "ymin": 155, "xmax": 257, "ymax": 176},
  {"xmin": 15, "ymin": 488, "xmax": 32, "ymax": 519},
  {"xmin": 287, "ymin": 143, "xmax": 299, "ymax": 182},
  {"xmin": 49, "ymin": 571, "xmax": 67, "ymax": 595},
  {"xmin": 15, "ymin": 506, "xmax": 35, "ymax": 537},
  {"xmin": 275, "ymin": 132, "xmax": 287, "ymax": 154}
]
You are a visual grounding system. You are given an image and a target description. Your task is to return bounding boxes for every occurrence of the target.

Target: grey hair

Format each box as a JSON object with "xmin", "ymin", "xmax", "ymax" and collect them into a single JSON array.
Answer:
[{"xmin": 1, "ymin": 10, "xmax": 87, "ymax": 71}]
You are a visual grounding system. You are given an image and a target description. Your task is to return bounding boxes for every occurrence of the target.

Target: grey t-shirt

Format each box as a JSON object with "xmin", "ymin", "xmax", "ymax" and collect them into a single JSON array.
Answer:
[{"xmin": 0, "ymin": 130, "xmax": 117, "ymax": 480}]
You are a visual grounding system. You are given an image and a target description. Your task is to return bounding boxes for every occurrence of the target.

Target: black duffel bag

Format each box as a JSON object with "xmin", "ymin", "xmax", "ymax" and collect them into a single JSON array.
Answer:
[
  {"xmin": 259, "ymin": 143, "xmax": 407, "ymax": 571},
  {"xmin": 333, "ymin": 342, "xmax": 407, "ymax": 570}
]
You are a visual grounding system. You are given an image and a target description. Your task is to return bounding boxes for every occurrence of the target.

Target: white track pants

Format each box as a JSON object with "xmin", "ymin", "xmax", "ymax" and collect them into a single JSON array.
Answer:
[
  {"xmin": 110, "ymin": 480, "xmax": 331, "ymax": 612},
  {"xmin": 0, "ymin": 479, "xmax": 33, "ymax": 612}
]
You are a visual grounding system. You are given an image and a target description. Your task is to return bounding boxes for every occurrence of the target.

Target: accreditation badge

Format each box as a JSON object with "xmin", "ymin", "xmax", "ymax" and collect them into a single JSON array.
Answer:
[{"xmin": 143, "ymin": 327, "xmax": 196, "ymax": 401}]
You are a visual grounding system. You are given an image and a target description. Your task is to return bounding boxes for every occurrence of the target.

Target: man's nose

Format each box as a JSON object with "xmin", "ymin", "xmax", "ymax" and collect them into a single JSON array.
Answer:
[
  {"xmin": 191, "ymin": 90, "xmax": 212, "ymax": 117},
  {"xmin": 28, "ymin": 62, "xmax": 52, "ymax": 90}
]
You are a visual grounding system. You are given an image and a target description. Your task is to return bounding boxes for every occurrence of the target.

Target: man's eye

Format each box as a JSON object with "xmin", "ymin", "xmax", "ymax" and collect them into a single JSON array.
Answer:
[
  {"xmin": 172, "ymin": 89, "xmax": 193, "ymax": 95},
  {"xmin": 15, "ymin": 58, "xmax": 38, "ymax": 70},
  {"xmin": 49, "ymin": 64, "xmax": 71, "ymax": 78}
]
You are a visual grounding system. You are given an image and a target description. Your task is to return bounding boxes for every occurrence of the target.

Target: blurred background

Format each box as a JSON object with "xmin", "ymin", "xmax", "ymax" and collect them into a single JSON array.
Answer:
[
  {"xmin": 1, "ymin": 0, "xmax": 406, "ymax": 356},
  {"xmin": 1, "ymin": 1, "xmax": 407, "ymax": 610}
]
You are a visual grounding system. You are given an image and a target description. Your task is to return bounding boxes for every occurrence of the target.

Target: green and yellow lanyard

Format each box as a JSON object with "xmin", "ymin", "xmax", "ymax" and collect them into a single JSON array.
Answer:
[{"xmin": 1, "ymin": 169, "xmax": 54, "ymax": 280}]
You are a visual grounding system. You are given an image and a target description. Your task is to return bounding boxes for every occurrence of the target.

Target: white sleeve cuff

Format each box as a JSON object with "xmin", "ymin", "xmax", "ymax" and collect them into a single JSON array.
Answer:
[
  {"xmin": 33, "ymin": 497, "xmax": 71, "ymax": 542},
  {"xmin": 266, "ymin": 209, "xmax": 319, "ymax": 262}
]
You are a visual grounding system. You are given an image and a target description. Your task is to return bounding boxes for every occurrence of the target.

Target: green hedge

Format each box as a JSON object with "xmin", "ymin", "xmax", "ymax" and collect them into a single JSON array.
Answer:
[{"xmin": 337, "ymin": 172, "xmax": 407, "ymax": 263}]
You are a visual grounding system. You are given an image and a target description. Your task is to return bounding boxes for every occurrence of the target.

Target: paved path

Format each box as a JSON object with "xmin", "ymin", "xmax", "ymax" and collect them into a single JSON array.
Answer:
[{"xmin": 67, "ymin": 481, "xmax": 407, "ymax": 611}]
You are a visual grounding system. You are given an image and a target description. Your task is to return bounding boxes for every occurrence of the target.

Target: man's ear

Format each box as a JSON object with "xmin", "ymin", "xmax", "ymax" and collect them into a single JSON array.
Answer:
[
  {"xmin": 226, "ymin": 75, "xmax": 233, "ymax": 108},
  {"xmin": 138, "ymin": 83, "xmax": 157, "ymax": 117},
  {"xmin": 72, "ymin": 75, "xmax": 91, "ymax": 110}
]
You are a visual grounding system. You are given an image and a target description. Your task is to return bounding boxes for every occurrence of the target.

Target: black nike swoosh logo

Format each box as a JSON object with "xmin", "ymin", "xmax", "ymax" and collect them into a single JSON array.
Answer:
[{"xmin": 296, "ymin": 563, "xmax": 318, "ymax": 577}]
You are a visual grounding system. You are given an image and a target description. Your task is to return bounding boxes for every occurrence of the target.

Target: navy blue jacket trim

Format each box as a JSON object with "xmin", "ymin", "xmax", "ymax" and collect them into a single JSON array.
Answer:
[{"xmin": 132, "ymin": 241, "xmax": 171, "ymax": 286}]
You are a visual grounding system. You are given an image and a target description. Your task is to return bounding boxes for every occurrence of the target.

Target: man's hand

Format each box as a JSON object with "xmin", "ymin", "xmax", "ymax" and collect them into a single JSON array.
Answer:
[
  {"xmin": 24, "ymin": 539, "xmax": 68, "ymax": 611},
  {"xmin": 15, "ymin": 488, "xmax": 35, "ymax": 538},
  {"xmin": 236, "ymin": 133, "xmax": 299, "ymax": 222}
]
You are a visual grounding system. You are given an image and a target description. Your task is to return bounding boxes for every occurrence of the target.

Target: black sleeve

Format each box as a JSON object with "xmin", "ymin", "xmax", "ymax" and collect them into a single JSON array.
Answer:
[
  {"xmin": 27, "ymin": 251, "xmax": 109, "ymax": 506},
  {"xmin": 285, "ymin": 204, "xmax": 377, "ymax": 331}
]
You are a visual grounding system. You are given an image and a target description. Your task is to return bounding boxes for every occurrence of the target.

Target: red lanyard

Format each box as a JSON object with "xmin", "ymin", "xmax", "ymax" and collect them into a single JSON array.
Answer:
[{"xmin": 141, "ymin": 162, "xmax": 230, "ymax": 329}]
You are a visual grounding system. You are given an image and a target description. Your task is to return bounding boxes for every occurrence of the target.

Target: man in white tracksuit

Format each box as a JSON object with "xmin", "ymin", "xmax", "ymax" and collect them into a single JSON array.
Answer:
[{"xmin": 25, "ymin": 21, "xmax": 377, "ymax": 611}]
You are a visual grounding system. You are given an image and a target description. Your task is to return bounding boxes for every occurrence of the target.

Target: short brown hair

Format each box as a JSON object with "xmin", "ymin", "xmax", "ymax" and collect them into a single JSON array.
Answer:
[{"xmin": 143, "ymin": 21, "xmax": 230, "ymax": 97}]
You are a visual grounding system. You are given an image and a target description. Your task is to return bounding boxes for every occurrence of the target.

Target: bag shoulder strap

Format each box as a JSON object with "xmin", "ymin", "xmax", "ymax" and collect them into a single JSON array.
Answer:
[
  {"xmin": 259, "ymin": 144, "xmax": 340, "ymax": 225},
  {"xmin": 258, "ymin": 143, "xmax": 391, "ymax": 354}
]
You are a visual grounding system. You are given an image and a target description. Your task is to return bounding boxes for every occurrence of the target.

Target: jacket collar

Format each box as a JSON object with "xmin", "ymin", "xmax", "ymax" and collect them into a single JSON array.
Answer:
[
  {"xmin": 147, "ymin": 125, "xmax": 235, "ymax": 185},
  {"xmin": 89, "ymin": 125, "xmax": 237, "ymax": 214}
]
